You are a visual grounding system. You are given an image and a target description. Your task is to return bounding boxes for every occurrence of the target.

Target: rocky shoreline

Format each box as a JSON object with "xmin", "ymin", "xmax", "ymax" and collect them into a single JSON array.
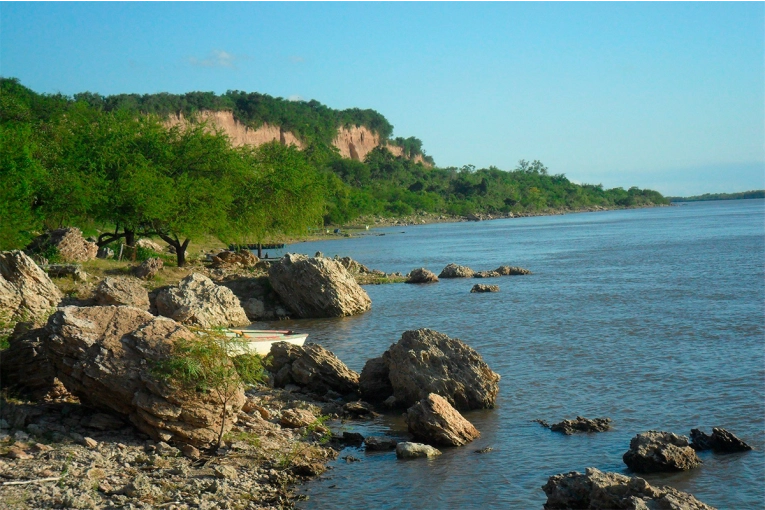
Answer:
[{"xmin": 0, "ymin": 228, "xmax": 748, "ymax": 509}]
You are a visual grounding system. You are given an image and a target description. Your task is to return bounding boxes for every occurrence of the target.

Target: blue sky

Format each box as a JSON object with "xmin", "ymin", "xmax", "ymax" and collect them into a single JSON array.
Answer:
[{"xmin": 2, "ymin": 2, "xmax": 763, "ymax": 196}]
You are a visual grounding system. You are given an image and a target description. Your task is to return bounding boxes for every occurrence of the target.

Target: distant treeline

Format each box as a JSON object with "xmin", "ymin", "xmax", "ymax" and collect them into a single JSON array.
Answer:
[
  {"xmin": 668, "ymin": 190, "xmax": 765, "ymax": 202},
  {"xmin": 1, "ymin": 77, "xmax": 671, "ymax": 256}
]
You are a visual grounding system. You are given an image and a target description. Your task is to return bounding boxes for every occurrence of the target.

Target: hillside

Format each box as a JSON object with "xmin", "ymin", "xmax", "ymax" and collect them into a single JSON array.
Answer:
[
  {"xmin": 1, "ymin": 77, "xmax": 670, "ymax": 252},
  {"xmin": 668, "ymin": 190, "xmax": 764, "ymax": 202}
]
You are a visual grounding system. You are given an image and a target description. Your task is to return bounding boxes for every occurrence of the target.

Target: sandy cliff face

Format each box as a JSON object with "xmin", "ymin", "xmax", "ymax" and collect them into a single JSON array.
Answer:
[
  {"xmin": 165, "ymin": 110, "xmax": 428, "ymax": 165},
  {"xmin": 165, "ymin": 111, "xmax": 303, "ymax": 149}
]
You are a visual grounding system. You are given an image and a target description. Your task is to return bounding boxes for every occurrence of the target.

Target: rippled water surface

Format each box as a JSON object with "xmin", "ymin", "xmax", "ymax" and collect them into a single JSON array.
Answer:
[{"xmin": 265, "ymin": 200, "xmax": 765, "ymax": 509}]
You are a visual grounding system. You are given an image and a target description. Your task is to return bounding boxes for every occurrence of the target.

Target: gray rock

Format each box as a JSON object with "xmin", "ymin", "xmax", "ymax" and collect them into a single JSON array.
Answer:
[
  {"xmin": 495, "ymin": 266, "xmax": 531, "ymax": 275},
  {"xmin": 470, "ymin": 284, "xmax": 499, "ymax": 293},
  {"xmin": 623, "ymin": 431, "xmax": 702, "ymax": 473},
  {"xmin": 133, "ymin": 257, "xmax": 163, "ymax": 280},
  {"xmin": 268, "ymin": 254, "xmax": 371, "ymax": 318},
  {"xmin": 405, "ymin": 268, "xmax": 439, "ymax": 283},
  {"xmin": 46, "ymin": 305, "xmax": 245, "ymax": 448},
  {"xmin": 94, "ymin": 277, "xmax": 150, "ymax": 310},
  {"xmin": 473, "ymin": 270, "xmax": 500, "ymax": 278},
  {"xmin": 395, "ymin": 442, "xmax": 442, "ymax": 459},
  {"xmin": 690, "ymin": 427, "xmax": 752, "ymax": 453},
  {"xmin": 156, "ymin": 273, "xmax": 249, "ymax": 328},
  {"xmin": 364, "ymin": 436, "xmax": 398, "ymax": 451},
  {"xmin": 96, "ymin": 246, "xmax": 114, "ymax": 259},
  {"xmin": 382, "ymin": 329, "xmax": 500, "ymax": 411},
  {"xmin": 0, "ymin": 250, "xmax": 62, "ymax": 325},
  {"xmin": 406, "ymin": 393, "xmax": 480, "ymax": 446},
  {"xmin": 0, "ymin": 326, "xmax": 56, "ymax": 397},
  {"xmin": 359, "ymin": 356, "xmax": 393, "ymax": 401},
  {"xmin": 542, "ymin": 467, "xmax": 716, "ymax": 509},
  {"xmin": 267, "ymin": 342, "xmax": 359, "ymax": 396},
  {"xmin": 27, "ymin": 227, "xmax": 97, "ymax": 262},
  {"xmin": 45, "ymin": 264, "xmax": 88, "ymax": 281},
  {"xmin": 549, "ymin": 416, "xmax": 612, "ymax": 435},
  {"xmin": 438, "ymin": 263, "xmax": 475, "ymax": 278}
]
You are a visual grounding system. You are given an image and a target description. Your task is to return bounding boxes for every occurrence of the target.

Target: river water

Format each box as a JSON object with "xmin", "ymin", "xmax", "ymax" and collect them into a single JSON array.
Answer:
[{"xmin": 265, "ymin": 200, "xmax": 765, "ymax": 509}]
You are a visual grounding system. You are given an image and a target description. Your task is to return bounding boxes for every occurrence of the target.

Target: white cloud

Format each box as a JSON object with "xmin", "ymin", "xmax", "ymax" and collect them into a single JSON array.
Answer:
[
  {"xmin": 287, "ymin": 95, "xmax": 304, "ymax": 102},
  {"xmin": 188, "ymin": 50, "xmax": 238, "ymax": 69}
]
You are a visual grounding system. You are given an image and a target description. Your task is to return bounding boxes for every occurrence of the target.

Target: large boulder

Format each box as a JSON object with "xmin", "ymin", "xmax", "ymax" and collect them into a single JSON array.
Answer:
[
  {"xmin": 268, "ymin": 254, "xmax": 371, "ymax": 318},
  {"xmin": 156, "ymin": 273, "xmax": 249, "ymax": 328},
  {"xmin": 359, "ymin": 357, "xmax": 393, "ymax": 401},
  {"xmin": 382, "ymin": 329, "xmax": 500, "ymax": 411},
  {"xmin": 542, "ymin": 467, "xmax": 716, "ymax": 510},
  {"xmin": 0, "ymin": 250, "xmax": 62, "ymax": 325},
  {"xmin": 623, "ymin": 431, "xmax": 702, "ymax": 473},
  {"xmin": 438, "ymin": 263, "xmax": 475, "ymax": 278},
  {"xmin": 690, "ymin": 427, "xmax": 752, "ymax": 453},
  {"xmin": 406, "ymin": 268, "xmax": 439, "ymax": 284},
  {"xmin": 46, "ymin": 306, "xmax": 245, "ymax": 448},
  {"xmin": 405, "ymin": 393, "xmax": 480, "ymax": 446},
  {"xmin": 27, "ymin": 227, "xmax": 98, "ymax": 262},
  {"xmin": 94, "ymin": 277, "xmax": 150, "ymax": 310},
  {"xmin": 0, "ymin": 325, "xmax": 56, "ymax": 398},
  {"xmin": 267, "ymin": 342, "xmax": 359, "ymax": 396}
]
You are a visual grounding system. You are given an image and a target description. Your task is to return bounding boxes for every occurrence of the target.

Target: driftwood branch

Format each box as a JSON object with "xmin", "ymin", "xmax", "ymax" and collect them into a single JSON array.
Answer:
[{"xmin": 2, "ymin": 476, "xmax": 61, "ymax": 486}]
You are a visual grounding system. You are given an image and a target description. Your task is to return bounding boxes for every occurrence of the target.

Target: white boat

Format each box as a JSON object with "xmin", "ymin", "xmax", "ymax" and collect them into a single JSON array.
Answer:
[{"xmin": 223, "ymin": 328, "xmax": 307, "ymax": 356}]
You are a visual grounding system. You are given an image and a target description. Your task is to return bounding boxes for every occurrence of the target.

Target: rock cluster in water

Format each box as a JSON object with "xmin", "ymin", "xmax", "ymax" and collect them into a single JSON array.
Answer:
[
  {"xmin": 156, "ymin": 273, "xmax": 249, "ymax": 328},
  {"xmin": 623, "ymin": 430, "xmax": 702, "ymax": 473},
  {"xmin": 542, "ymin": 467, "xmax": 717, "ymax": 510},
  {"xmin": 690, "ymin": 427, "xmax": 752, "ymax": 453},
  {"xmin": 405, "ymin": 393, "xmax": 480, "ymax": 446}
]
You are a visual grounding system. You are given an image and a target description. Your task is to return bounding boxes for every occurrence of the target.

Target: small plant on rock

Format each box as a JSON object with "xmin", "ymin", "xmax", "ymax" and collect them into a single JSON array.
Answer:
[{"xmin": 152, "ymin": 329, "xmax": 256, "ymax": 449}]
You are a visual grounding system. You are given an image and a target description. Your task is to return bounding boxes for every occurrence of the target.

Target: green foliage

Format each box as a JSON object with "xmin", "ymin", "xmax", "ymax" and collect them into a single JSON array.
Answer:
[
  {"xmin": 231, "ymin": 353, "xmax": 268, "ymax": 386},
  {"xmin": 135, "ymin": 246, "xmax": 161, "ymax": 262},
  {"xmin": 152, "ymin": 329, "xmax": 248, "ymax": 448}
]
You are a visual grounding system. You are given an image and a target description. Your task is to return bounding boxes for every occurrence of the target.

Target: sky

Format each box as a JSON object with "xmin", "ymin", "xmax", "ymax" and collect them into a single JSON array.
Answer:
[{"xmin": 1, "ymin": 1, "xmax": 763, "ymax": 196}]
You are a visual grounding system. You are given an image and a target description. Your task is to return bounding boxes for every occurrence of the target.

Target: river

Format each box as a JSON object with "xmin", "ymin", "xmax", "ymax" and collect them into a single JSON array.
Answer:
[{"xmin": 263, "ymin": 199, "xmax": 765, "ymax": 509}]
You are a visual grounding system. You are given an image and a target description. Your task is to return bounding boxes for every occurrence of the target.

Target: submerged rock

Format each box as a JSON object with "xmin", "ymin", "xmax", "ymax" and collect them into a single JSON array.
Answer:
[
  {"xmin": 495, "ymin": 266, "xmax": 531, "ymax": 275},
  {"xmin": 405, "ymin": 268, "xmax": 439, "ymax": 283},
  {"xmin": 46, "ymin": 305, "xmax": 245, "ymax": 448},
  {"xmin": 542, "ymin": 467, "xmax": 716, "ymax": 510},
  {"xmin": 438, "ymin": 263, "xmax": 475, "ymax": 278},
  {"xmin": 395, "ymin": 442, "xmax": 442, "ymax": 459},
  {"xmin": 156, "ymin": 273, "xmax": 249, "ymax": 328},
  {"xmin": 549, "ymin": 416, "xmax": 612, "ymax": 435},
  {"xmin": 473, "ymin": 270, "xmax": 500, "ymax": 278},
  {"xmin": 382, "ymin": 328, "xmax": 500, "ymax": 411},
  {"xmin": 269, "ymin": 253, "xmax": 371, "ymax": 318},
  {"xmin": 365, "ymin": 436, "xmax": 398, "ymax": 451},
  {"xmin": 690, "ymin": 427, "xmax": 753, "ymax": 453},
  {"xmin": 623, "ymin": 431, "xmax": 702, "ymax": 473},
  {"xmin": 471, "ymin": 284, "xmax": 499, "ymax": 293},
  {"xmin": 405, "ymin": 393, "xmax": 480, "ymax": 447}
]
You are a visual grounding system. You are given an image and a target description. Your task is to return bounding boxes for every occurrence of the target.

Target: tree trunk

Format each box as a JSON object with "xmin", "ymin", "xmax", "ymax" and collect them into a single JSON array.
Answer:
[
  {"xmin": 257, "ymin": 243, "xmax": 262, "ymax": 258},
  {"xmin": 157, "ymin": 234, "xmax": 190, "ymax": 267},
  {"xmin": 125, "ymin": 230, "xmax": 135, "ymax": 247}
]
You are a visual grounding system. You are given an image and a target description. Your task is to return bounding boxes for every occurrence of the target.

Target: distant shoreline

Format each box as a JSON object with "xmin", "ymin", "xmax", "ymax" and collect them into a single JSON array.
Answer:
[
  {"xmin": 668, "ymin": 190, "xmax": 764, "ymax": 203},
  {"xmin": 284, "ymin": 202, "xmax": 670, "ymax": 245}
]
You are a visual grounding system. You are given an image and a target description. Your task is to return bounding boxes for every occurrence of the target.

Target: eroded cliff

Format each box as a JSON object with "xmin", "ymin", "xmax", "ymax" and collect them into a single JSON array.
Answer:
[{"xmin": 166, "ymin": 110, "xmax": 427, "ymax": 165}]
